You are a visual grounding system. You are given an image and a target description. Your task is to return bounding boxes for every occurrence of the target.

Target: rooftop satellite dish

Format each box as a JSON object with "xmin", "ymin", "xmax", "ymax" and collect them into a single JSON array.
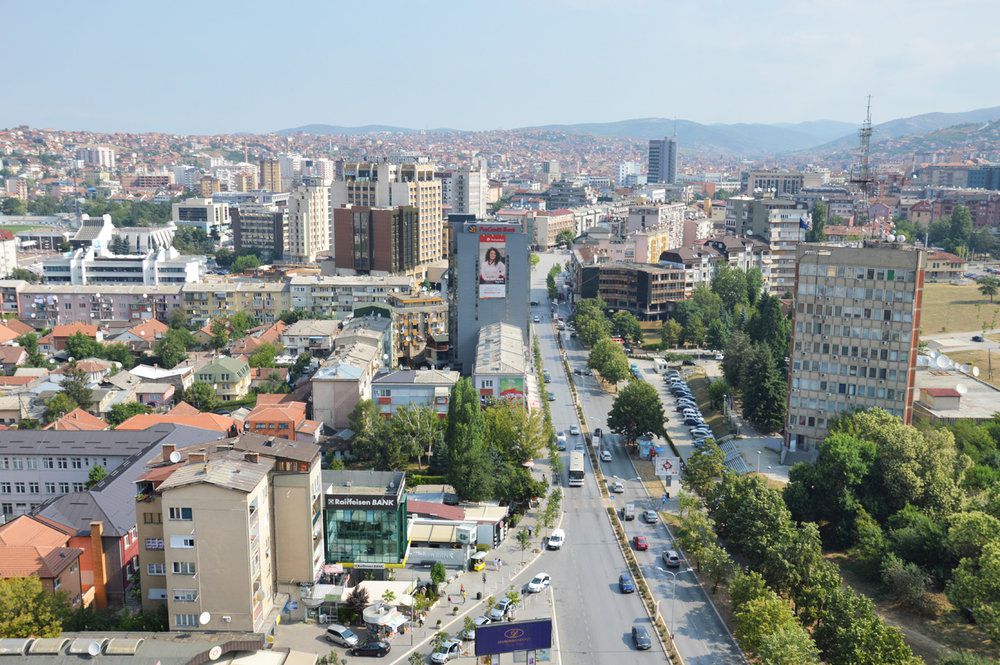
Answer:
[
  {"xmin": 897, "ymin": 234, "xmax": 906, "ymax": 243},
  {"xmin": 936, "ymin": 355, "xmax": 950, "ymax": 369},
  {"xmin": 169, "ymin": 451, "xmax": 182, "ymax": 463},
  {"xmin": 198, "ymin": 611, "xmax": 211, "ymax": 626},
  {"xmin": 956, "ymin": 384, "xmax": 969, "ymax": 395},
  {"xmin": 928, "ymin": 350, "xmax": 939, "ymax": 360},
  {"xmin": 208, "ymin": 646, "xmax": 223, "ymax": 661},
  {"xmin": 960, "ymin": 363, "xmax": 972, "ymax": 374},
  {"xmin": 973, "ymin": 366, "xmax": 981, "ymax": 377},
  {"xmin": 87, "ymin": 642, "xmax": 102, "ymax": 657},
  {"xmin": 887, "ymin": 234, "xmax": 896, "ymax": 242}
]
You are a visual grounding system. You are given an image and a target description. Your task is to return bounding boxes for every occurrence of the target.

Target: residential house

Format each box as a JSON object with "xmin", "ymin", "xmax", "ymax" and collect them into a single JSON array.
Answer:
[
  {"xmin": 0, "ymin": 395, "xmax": 29, "ymax": 426},
  {"xmin": 311, "ymin": 341, "xmax": 382, "ymax": 429},
  {"xmin": 194, "ymin": 356, "xmax": 251, "ymax": 402},
  {"xmin": 250, "ymin": 367, "xmax": 289, "ymax": 389},
  {"xmin": 0, "ymin": 346, "xmax": 27, "ymax": 374},
  {"xmin": 925, "ymin": 250, "xmax": 966, "ymax": 282},
  {"xmin": 280, "ymin": 319, "xmax": 341, "ymax": 358},
  {"xmin": 0, "ymin": 514, "xmax": 85, "ymax": 605},
  {"xmin": 243, "ymin": 394, "xmax": 322, "ymax": 443},
  {"xmin": 0, "ymin": 324, "xmax": 19, "ymax": 347},
  {"xmin": 43, "ymin": 408, "xmax": 109, "ymax": 431},
  {"xmin": 371, "ymin": 369, "xmax": 459, "ymax": 419},
  {"xmin": 129, "ymin": 364, "xmax": 194, "ymax": 393},
  {"xmin": 38, "ymin": 322, "xmax": 101, "ymax": 353},
  {"xmin": 113, "ymin": 318, "xmax": 169, "ymax": 352},
  {"xmin": 116, "ymin": 403, "xmax": 237, "ymax": 436},
  {"xmin": 134, "ymin": 383, "xmax": 176, "ymax": 408},
  {"xmin": 231, "ymin": 321, "xmax": 287, "ymax": 356}
]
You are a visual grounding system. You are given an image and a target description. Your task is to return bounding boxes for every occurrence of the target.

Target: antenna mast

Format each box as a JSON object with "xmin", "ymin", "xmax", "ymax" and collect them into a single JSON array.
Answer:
[{"xmin": 850, "ymin": 95, "xmax": 874, "ymax": 231}]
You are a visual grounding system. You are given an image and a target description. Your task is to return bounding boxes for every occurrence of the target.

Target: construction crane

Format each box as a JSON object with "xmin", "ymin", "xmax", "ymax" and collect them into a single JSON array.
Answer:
[{"xmin": 850, "ymin": 95, "xmax": 875, "ymax": 230}]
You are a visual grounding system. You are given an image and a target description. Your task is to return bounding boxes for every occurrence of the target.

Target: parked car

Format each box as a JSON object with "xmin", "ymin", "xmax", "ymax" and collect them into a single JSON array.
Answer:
[
  {"xmin": 527, "ymin": 573, "xmax": 551, "ymax": 593},
  {"xmin": 662, "ymin": 550, "xmax": 682, "ymax": 568},
  {"xmin": 601, "ymin": 449, "xmax": 613, "ymax": 462},
  {"xmin": 460, "ymin": 615, "xmax": 491, "ymax": 640},
  {"xmin": 642, "ymin": 510, "xmax": 659, "ymax": 524},
  {"xmin": 556, "ymin": 435, "xmax": 567, "ymax": 451},
  {"xmin": 431, "ymin": 639, "xmax": 463, "ymax": 663},
  {"xmin": 633, "ymin": 535, "xmax": 649, "ymax": 551},
  {"xmin": 690, "ymin": 427, "xmax": 712, "ymax": 437},
  {"xmin": 594, "ymin": 427, "xmax": 603, "ymax": 437},
  {"xmin": 547, "ymin": 529, "xmax": 565, "ymax": 550},
  {"xmin": 619, "ymin": 573, "xmax": 636, "ymax": 593},
  {"xmin": 684, "ymin": 417, "xmax": 704, "ymax": 426},
  {"xmin": 325, "ymin": 624, "xmax": 359, "ymax": 648},
  {"xmin": 714, "ymin": 353, "xmax": 724, "ymax": 361},
  {"xmin": 632, "ymin": 626, "xmax": 652, "ymax": 650},
  {"xmin": 350, "ymin": 640, "xmax": 391, "ymax": 657},
  {"xmin": 547, "ymin": 392, "xmax": 556, "ymax": 402},
  {"xmin": 973, "ymin": 335, "xmax": 985, "ymax": 342},
  {"xmin": 543, "ymin": 370, "xmax": 551, "ymax": 381},
  {"xmin": 682, "ymin": 359, "xmax": 696, "ymax": 366},
  {"xmin": 489, "ymin": 598, "xmax": 515, "ymax": 621},
  {"xmin": 570, "ymin": 332, "xmax": 578, "ymax": 338},
  {"xmin": 532, "ymin": 315, "xmax": 540, "ymax": 323},
  {"xmin": 530, "ymin": 301, "xmax": 539, "ymax": 306}
]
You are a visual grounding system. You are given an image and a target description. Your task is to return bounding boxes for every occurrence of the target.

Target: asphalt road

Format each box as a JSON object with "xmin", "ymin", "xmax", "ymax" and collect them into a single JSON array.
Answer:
[
  {"xmin": 531, "ymin": 253, "xmax": 666, "ymax": 663},
  {"xmin": 533, "ymin": 252, "xmax": 745, "ymax": 665}
]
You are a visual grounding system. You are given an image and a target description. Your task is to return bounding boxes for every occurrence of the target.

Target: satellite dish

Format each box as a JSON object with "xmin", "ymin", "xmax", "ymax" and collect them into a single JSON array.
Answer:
[
  {"xmin": 936, "ymin": 355, "xmax": 950, "ymax": 369},
  {"xmin": 928, "ymin": 350, "xmax": 939, "ymax": 360},
  {"xmin": 956, "ymin": 384, "xmax": 969, "ymax": 395},
  {"xmin": 887, "ymin": 234, "xmax": 896, "ymax": 242},
  {"xmin": 960, "ymin": 363, "xmax": 972, "ymax": 374},
  {"xmin": 973, "ymin": 366, "xmax": 981, "ymax": 377},
  {"xmin": 199, "ymin": 611, "xmax": 211, "ymax": 626},
  {"xmin": 87, "ymin": 642, "xmax": 102, "ymax": 657},
  {"xmin": 896, "ymin": 234, "xmax": 906, "ymax": 243},
  {"xmin": 169, "ymin": 451, "xmax": 182, "ymax": 463},
  {"xmin": 209, "ymin": 646, "xmax": 223, "ymax": 661}
]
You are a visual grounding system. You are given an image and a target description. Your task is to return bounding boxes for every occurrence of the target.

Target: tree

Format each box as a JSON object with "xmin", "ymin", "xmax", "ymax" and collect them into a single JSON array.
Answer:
[
  {"xmin": 947, "ymin": 539, "xmax": 1000, "ymax": 640},
  {"xmin": 880, "ymin": 553, "xmax": 930, "ymax": 611},
  {"xmin": 754, "ymin": 624, "xmax": 822, "ymax": 665},
  {"xmin": 607, "ymin": 381, "xmax": 666, "ymax": 446},
  {"xmin": 684, "ymin": 313, "xmax": 706, "ymax": 347},
  {"xmin": 229, "ymin": 311, "xmax": 258, "ymax": 339},
  {"xmin": 168, "ymin": 308, "xmax": 190, "ymax": 330},
  {"xmin": 575, "ymin": 309, "xmax": 611, "ymax": 347},
  {"xmin": 444, "ymin": 378, "xmax": 493, "ymax": 500},
  {"xmin": 232, "ymin": 254, "xmax": 261, "ymax": 272},
  {"xmin": 851, "ymin": 508, "xmax": 889, "ymax": 577},
  {"xmin": 555, "ymin": 229, "xmax": 575, "ymax": 246},
  {"xmin": 248, "ymin": 342, "xmax": 281, "ymax": 368},
  {"xmin": 86, "ymin": 465, "xmax": 107, "ymax": 489},
  {"xmin": 711, "ymin": 265, "xmax": 750, "ymax": 312},
  {"xmin": 812, "ymin": 586, "xmax": 919, "ymax": 665},
  {"xmin": 44, "ymin": 393, "xmax": 76, "ymax": 422},
  {"xmin": 0, "ymin": 576, "xmax": 70, "ymax": 638},
  {"xmin": 345, "ymin": 586, "xmax": 370, "ymax": 618},
  {"xmin": 101, "ymin": 342, "xmax": 135, "ymax": 369},
  {"xmin": 734, "ymin": 588, "xmax": 805, "ymax": 658},
  {"xmin": 214, "ymin": 248, "xmax": 235, "ymax": 268},
  {"xmin": 154, "ymin": 335, "xmax": 186, "ymax": 369},
  {"xmin": 806, "ymin": 200, "xmax": 827, "ymax": 242},
  {"xmin": 65, "ymin": 331, "xmax": 103, "ymax": 360},
  {"xmin": 950, "ymin": 205, "xmax": 974, "ymax": 250},
  {"xmin": 171, "ymin": 226, "xmax": 215, "ymax": 254},
  {"xmin": 107, "ymin": 402, "xmax": 151, "ymax": 427},
  {"xmin": 937, "ymin": 653, "xmax": 999, "ymax": 665},
  {"xmin": 516, "ymin": 529, "xmax": 531, "ymax": 564},
  {"xmin": 978, "ymin": 276, "xmax": 1000, "ymax": 303},
  {"xmin": 185, "ymin": 381, "xmax": 216, "ymax": 411},
  {"xmin": 290, "ymin": 352, "xmax": 313, "ymax": 381},
  {"xmin": 430, "ymin": 562, "xmax": 447, "ymax": 586},
  {"xmin": 60, "ymin": 365, "xmax": 93, "ymax": 411},
  {"xmin": 946, "ymin": 511, "xmax": 1000, "ymax": 562},
  {"xmin": 684, "ymin": 439, "xmax": 726, "ymax": 498},
  {"xmin": 708, "ymin": 379, "xmax": 731, "ymax": 410},
  {"xmin": 348, "ymin": 399, "xmax": 383, "ymax": 463},
  {"xmin": 660, "ymin": 319, "xmax": 682, "ymax": 348},
  {"xmin": 108, "ymin": 235, "xmax": 131, "ymax": 255},
  {"xmin": 16, "ymin": 333, "xmax": 46, "ymax": 367},
  {"xmin": 9, "ymin": 267, "xmax": 40, "ymax": 283},
  {"xmin": 1, "ymin": 197, "xmax": 27, "ymax": 216},
  {"xmin": 740, "ymin": 344, "xmax": 786, "ymax": 433},
  {"xmin": 587, "ymin": 338, "xmax": 630, "ymax": 385},
  {"xmin": 483, "ymin": 401, "xmax": 546, "ymax": 464},
  {"xmin": 610, "ymin": 310, "xmax": 641, "ymax": 344},
  {"xmin": 209, "ymin": 318, "xmax": 229, "ymax": 350}
]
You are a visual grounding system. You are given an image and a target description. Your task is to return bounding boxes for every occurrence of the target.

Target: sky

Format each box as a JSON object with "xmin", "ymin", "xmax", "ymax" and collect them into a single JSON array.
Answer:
[{"xmin": 3, "ymin": 0, "xmax": 998, "ymax": 134}]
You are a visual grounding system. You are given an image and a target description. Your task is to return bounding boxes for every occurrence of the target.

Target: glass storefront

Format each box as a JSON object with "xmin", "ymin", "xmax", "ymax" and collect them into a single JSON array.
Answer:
[{"xmin": 324, "ymin": 495, "xmax": 407, "ymax": 566}]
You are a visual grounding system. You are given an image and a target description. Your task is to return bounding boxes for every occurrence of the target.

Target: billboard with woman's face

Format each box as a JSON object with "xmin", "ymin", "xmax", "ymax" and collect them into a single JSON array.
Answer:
[{"xmin": 479, "ymin": 234, "xmax": 507, "ymax": 299}]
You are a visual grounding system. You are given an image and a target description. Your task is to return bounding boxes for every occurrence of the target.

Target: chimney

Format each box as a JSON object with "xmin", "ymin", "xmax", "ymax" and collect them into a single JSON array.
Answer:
[
  {"xmin": 161, "ymin": 443, "xmax": 176, "ymax": 462},
  {"xmin": 244, "ymin": 452, "xmax": 259, "ymax": 464},
  {"xmin": 189, "ymin": 451, "xmax": 207, "ymax": 463},
  {"xmin": 90, "ymin": 521, "xmax": 107, "ymax": 610}
]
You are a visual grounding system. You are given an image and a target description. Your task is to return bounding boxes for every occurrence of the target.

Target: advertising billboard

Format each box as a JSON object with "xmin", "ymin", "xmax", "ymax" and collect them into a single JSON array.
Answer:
[
  {"xmin": 475, "ymin": 619, "xmax": 553, "ymax": 656},
  {"xmin": 479, "ymin": 233, "xmax": 507, "ymax": 299},
  {"xmin": 498, "ymin": 376, "xmax": 526, "ymax": 404}
]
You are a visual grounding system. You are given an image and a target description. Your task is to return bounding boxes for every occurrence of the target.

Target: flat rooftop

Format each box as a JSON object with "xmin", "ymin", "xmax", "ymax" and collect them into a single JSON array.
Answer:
[
  {"xmin": 322, "ymin": 470, "xmax": 404, "ymax": 495},
  {"xmin": 915, "ymin": 367, "xmax": 1000, "ymax": 421}
]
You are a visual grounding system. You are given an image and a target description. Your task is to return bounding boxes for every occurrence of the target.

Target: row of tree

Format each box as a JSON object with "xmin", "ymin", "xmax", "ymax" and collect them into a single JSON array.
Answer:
[{"xmin": 786, "ymin": 409, "xmax": 1000, "ymax": 639}]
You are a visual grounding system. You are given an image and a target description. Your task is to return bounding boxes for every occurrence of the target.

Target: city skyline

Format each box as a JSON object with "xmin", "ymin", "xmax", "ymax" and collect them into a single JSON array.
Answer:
[{"xmin": 3, "ymin": 0, "xmax": 998, "ymax": 134}]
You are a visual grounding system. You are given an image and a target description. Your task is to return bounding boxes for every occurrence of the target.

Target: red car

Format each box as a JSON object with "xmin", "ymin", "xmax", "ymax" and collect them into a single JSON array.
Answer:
[{"xmin": 632, "ymin": 535, "xmax": 649, "ymax": 551}]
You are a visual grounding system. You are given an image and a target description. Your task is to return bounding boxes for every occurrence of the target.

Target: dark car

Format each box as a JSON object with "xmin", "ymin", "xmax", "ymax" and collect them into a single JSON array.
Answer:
[
  {"xmin": 530, "ymin": 300, "xmax": 539, "ymax": 306},
  {"xmin": 682, "ymin": 359, "xmax": 696, "ymax": 366},
  {"xmin": 350, "ymin": 640, "xmax": 391, "ymax": 657},
  {"xmin": 619, "ymin": 573, "xmax": 635, "ymax": 593},
  {"xmin": 632, "ymin": 626, "xmax": 652, "ymax": 650},
  {"xmin": 973, "ymin": 335, "xmax": 985, "ymax": 342},
  {"xmin": 594, "ymin": 427, "xmax": 603, "ymax": 438}
]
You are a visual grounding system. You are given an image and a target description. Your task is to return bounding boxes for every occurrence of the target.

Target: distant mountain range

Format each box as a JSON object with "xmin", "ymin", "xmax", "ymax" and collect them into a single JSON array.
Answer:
[{"xmin": 274, "ymin": 104, "xmax": 1000, "ymax": 157}]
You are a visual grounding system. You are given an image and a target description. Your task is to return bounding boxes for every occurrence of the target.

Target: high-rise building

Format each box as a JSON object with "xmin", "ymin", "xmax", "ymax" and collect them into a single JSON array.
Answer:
[
  {"xmin": 969, "ymin": 165, "xmax": 1000, "ymax": 191},
  {"xmin": 617, "ymin": 161, "xmax": 642, "ymax": 186},
  {"xmin": 742, "ymin": 170, "xmax": 805, "ymax": 196},
  {"xmin": 198, "ymin": 175, "xmax": 220, "ymax": 198},
  {"xmin": 331, "ymin": 162, "xmax": 443, "ymax": 265},
  {"xmin": 232, "ymin": 204, "xmax": 287, "ymax": 261},
  {"xmin": 451, "ymin": 158, "xmax": 488, "ymax": 218},
  {"xmin": 259, "ymin": 159, "xmax": 282, "ymax": 192},
  {"xmin": 647, "ymin": 137, "xmax": 677, "ymax": 185},
  {"xmin": 541, "ymin": 161, "xmax": 561, "ymax": 185},
  {"xmin": 332, "ymin": 205, "xmax": 420, "ymax": 274},
  {"xmin": 786, "ymin": 243, "xmax": 925, "ymax": 453},
  {"xmin": 750, "ymin": 198, "xmax": 808, "ymax": 295},
  {"xmin": 287, "ymin": 183, "xmax": 331, "ymax": 263},
  {"xmin": 446, "ymin": 214, "xmax": 530, "ymax": 374},
  {"xmin": 76, "ymin": 145, "xmax": 116, "ymax": 170}
]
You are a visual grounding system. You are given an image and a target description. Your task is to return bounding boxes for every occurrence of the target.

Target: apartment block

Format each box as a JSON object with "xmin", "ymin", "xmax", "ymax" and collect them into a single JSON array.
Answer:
[
  {"xmin": 786, "ymin": 243, "xmax": 925, "ymax": 453},
  {"xmin": 386, "ymin": 292, "xmax": 448, "ymax": 363},
  {"xmin": 288, "ymin": 275, "xmax": 413, "ymax": 318},
  {"xmin": 759, "ymin": 205, "xmax": 808, "ymax": 295},
  {"xmin": 259, "ymin": 159, "xmax": 282, "ymax": 192},
  {"xmin": 531, "ymin": 209, "xmax": 576, "ymax": 248},
  {"xmin": 286, "ymin": 183, "xmax": 331, "ymax": 263},
  {"xmin": 450, "ymin": 157, "xmax": 489, "ymax": 219},
  {"xmin": 578, "ymin": 262, "xmax": 686, "ymax": 321},
  {"xmin": 232, "ymin": 204, "xmax": 287, "ymax": 262},
  {"xmin": 742, "ymin": 170, "xmax": 805, "ymax": 196},
  {"xmin": 181, "ymin": 282, "xmax": 289, "ymax": 326},
  {"xmin": 42, "ymin": 247, "xmax": 203, "ymax": 286},
  {"xmin": 332, "ymin": 205, "xmax": 420, "ymax": 274},
  {"xmin": 135, "ymin": 434, "xmax": 322, "ymax": 633},
  {"xmin": 647, "ymin": 137, "xmax": 677, "ymax": 185},
  {"xmin": 171, "ymin": 198, "xmax": 230, "ymax": 235},
  {"xmin": 371, "ymin": 369, "xmax": 459, "ymax": 418}
]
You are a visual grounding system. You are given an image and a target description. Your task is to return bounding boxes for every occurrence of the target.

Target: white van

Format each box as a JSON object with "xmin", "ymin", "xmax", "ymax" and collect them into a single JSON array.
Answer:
[
  {"xmin": 623, "ymin": 504, "xmax": 636, "ymax": 521},
  {"xmin": 654, "ymin": 358, "xmax": 669, "ymax": 374},
  {"xmin": 547, "ymin": 529, "xmax": 565, "ymax": 550}
]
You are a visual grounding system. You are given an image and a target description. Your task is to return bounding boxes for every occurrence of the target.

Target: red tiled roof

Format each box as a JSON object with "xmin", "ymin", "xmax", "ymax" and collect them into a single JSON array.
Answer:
[
  {"xmin": 251, "ymin": 367, "xmax": 289, "ymax": 382},
  {"xmin": 406, "ymin": 500, "xmax": 465, "ymax": 521},
  {"xmin": 1, "ymin": 319, "xmax": 34, "ymax": 336},
  {"xmin": 168, "ymin": 401, "xmax": 201, "ymax": 416},
  {"xmin": 0, "ymin": 545, "xmax": 83, "ymax": 578},
  {"xmin": 117, "ymin": 412, "xmax": 236, "ymax": 434},
  {"xmin": 0, "ymin": 326, "xmax": 18, "ymax": 345},
  {"xmin": 0, "ymin": 376, "xmax": 35, "ymax": 386},
  {"xmin": 0, "ymin": 346, "xmax": 26, "ymax": 364},
  {"xmin": 43, "ymin": 407, "xmax": 108, "ymax": 431},
  {"xmin": 51, "ymin": 322, "xmax": 98, "ymax": 338},
  {"xmin": 127, "ymin": 318, "xmax": 168, "ymax": 339},
  {"xmin": 0, "ymin": 515, "xmax": 73, "ymax": 547}
]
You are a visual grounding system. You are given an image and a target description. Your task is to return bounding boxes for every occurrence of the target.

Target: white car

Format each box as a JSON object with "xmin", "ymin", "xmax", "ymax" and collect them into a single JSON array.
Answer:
[
  {"xmin": 527, "ymin": 573, "xmax": 551, "ymax": 593},
  {"xmin": 611, "ymin": 480, "xmax": 625, "ymax": 493},
  {"xmin": 547, "ymin": 529, "xmax": 565, "ymax": 550},
  {"xmin": 461, "ymin": 615, "xmax": 491, "ymax": 640},
  {"xmin": 600, "ymin": 449, "xmax": 613, "ymax": 462},
  {"xmin": 431, "ymin": 639, "xmax": 463, "ymax": 663},
  {"xmin": 569, "ymin": 425, "xmax": 580, "ymax": 436},
  {"xmin": 532, "ymin": 315, "xmax": 540, "ymax": 323}
]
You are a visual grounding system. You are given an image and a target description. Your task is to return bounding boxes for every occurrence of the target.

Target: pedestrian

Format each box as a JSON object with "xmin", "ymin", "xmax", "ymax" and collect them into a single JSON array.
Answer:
[
  {"xmin": 460, "ymin": 583, "xmax": 465, "ymax": 595},
  {"xmin": 528, "ymin": 526, "xmax": 533, "ymax": 538}
]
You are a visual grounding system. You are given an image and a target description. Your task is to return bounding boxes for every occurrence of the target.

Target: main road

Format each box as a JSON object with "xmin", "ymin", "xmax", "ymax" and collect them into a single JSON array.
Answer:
[
  {"xmin": 532, "ymin": 251, "xmax": 744, "ymax": 665},
  {"xmin": 530, "ymin": 253, "xmax": 666, "ymax": 663}
]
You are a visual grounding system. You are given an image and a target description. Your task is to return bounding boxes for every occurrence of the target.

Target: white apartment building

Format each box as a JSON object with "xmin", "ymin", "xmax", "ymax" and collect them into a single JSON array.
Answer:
[
  {"xmin": 286, "ymin": 184, "xmax": 331, "ymax": 263},
  {"xmin": 765, "ymin": 208, "xmax": 808, "ymax": 295},
  {"xmin": 42, "ymin": 246, "xmax": 203, "ymax": 285},
  {"xmin": 0, "ymin": 231, "xmax": 17, "ymax": 278},
  {"xmin": 288, "ymin": 275, "xmax": 414, "ymax": 317},
  {"xmin": 451, "ymin": 158, "xmax": 488, "ymax": 219},
  {"xmin": 76, "ymin": 145, "xmax": 116, "ymax": 170},
  {"xmin": 626, "ymin": 203, "xmax": 685, "ymax": 250},
  {"xmin": 171, "ymin": 198, "xmax": 231, "ymax": 236}
]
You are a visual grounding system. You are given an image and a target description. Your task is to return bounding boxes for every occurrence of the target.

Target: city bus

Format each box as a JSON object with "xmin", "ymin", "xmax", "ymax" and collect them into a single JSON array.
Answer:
[{"xmin": 568, "ymin": 451, "xmax": 586, "ymax": 487}]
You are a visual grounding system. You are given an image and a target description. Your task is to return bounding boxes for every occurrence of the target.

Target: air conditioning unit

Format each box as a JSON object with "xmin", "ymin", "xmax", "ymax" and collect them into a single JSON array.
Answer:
[{"xmin": 222, "ymin": 616, "xmax": 232, "ymax": 623}]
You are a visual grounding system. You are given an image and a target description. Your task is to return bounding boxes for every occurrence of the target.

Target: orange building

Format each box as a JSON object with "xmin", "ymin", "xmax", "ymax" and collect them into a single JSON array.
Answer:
[{"xmin": 243, "ymin": 394, "xmax": 322, "ymax": 442}]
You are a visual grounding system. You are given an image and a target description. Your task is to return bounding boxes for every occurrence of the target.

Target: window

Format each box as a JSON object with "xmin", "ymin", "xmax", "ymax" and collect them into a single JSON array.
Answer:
[
  {"xmin": 58, "ymin": 482, "xmax": 69, "ymax": 493},
  {"xmin": 53, "ymin": 577, "xmax": 61, "ymax": 590},
  {"xmin": 45, "ymin": 482, "xmax": 56, "ymax": 494},
  {"xmin": 148, "ymin": 588, "xmax": 167, "ymax": 600},
  {"xmin": 169, "ymin": 507, "xmax": 193, "ymax": 520},
  {"xmin": 71, "ymin": 457, "xmax": 83, "ymax": 469},
  {"xmin": 72, "ymin": 483, "xmax": 84, "ymax": 492},
  {"xmin": 147, "ymin": 562, "xmax": 166, "ymax": 576},
  {"xmin": 145, "ymin": 538, "xmax": 164, "ymax": 550},
  {"xmin": 175, "ymin": 614, "xmax": 199, "ymax": 628},
  {"xmin": 0, "ymin": 483, "xmax": 11, "ymax": 494},
  {"xmin": 28, "ymin": 482, "xmax": 38, "ymax": 494},
  {"xmin": 42, "ymin": 457, "xmax": 54, "ymax": 469},
  {"xmin": 13, "ymin": 482, "xmax": 25, "ymax": 494},
  {"xmin": 173, "ymin": 589, "xmax": 198, "ymax": 602},
  {"xmin": 170, "ymin": 536, "xmax": 195, "ymax": 549},
  {"xmin": 26, "ymin": 458, "xmax": 36, "ymax": 470},
  {"xmin": 10, "ymin": 458, "xmax": 23, "ymax": 470},
  {"xmin": 143, "ymin": 512, "xmax": 162, "ymax": 524},
  {"xmin": 172, "ymin": 561, "xmax": 196, "ymax": 575},
  {"xmin": 0, "ymin": 458, "xmax": 7, "ymax": 470},
  {"xmin": 57, "ymin": 458, "xmax": 68, "ymax": 469}
]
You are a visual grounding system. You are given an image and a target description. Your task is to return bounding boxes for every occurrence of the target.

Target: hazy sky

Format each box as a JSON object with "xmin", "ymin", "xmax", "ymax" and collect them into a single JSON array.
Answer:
[{"xmin": 3, "ymin": 0, "xmax": 998, "ymax": 134}]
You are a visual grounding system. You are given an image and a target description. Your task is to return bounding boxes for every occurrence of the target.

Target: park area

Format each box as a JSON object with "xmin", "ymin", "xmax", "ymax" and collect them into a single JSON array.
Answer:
[{"xmin": 920, "ymin": 282, "xmax": 1000, "ymax": 334}]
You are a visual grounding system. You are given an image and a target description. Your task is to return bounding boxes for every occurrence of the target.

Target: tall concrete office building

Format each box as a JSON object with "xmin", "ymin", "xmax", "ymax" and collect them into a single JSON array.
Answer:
[
  {"xmin": 446, "ymin": 214, "xmax": 530, "ymax": 374},
  {"xmin": 287, "ymin": 183, "xmax": 331, "ymax": 263},
  {"xmin": 332, "ymin": 205, "xmax": 420, "ymax": 274},
  {"xmin": 259, "ymin": 159, "xmax": 282, "ymax": 192},
  {"xmin": 331, "ymin": 162, "xmax": 443, "ymax": 265},
  {"xmin": 451, "ymin": 157, "xmax": 489, "ymax": 219},
  {"xmin": 647, "ymin": 137, "xmax": 677, "ymax": 184},
  {"xmin": 785, "ymin": 243, "xmax": 925, "ymax": 454}
]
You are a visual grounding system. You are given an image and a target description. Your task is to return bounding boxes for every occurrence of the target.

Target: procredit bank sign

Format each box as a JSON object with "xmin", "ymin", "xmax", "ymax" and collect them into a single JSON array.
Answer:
[{"xmin": 324, "ymin": 494, "xmax": 398, "ymax": 510}]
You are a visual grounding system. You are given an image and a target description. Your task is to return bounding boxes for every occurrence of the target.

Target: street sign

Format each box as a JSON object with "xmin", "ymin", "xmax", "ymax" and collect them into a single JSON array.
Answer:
[{"xmin": 653, "ymin": 454, "xmax": 680, "ymax": 479}]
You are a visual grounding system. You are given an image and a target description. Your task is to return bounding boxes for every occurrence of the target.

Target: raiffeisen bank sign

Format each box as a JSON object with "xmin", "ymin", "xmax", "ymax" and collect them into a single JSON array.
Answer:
[{"xmin": 324, "ymin": 494, "xmax": 398, "ymax": 510}]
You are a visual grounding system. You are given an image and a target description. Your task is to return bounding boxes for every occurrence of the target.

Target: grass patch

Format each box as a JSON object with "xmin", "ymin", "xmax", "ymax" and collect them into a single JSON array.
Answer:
[
  {"xmin": 921, "ymin": 283, "xmax": 1000, "ymax": 334},
  {"xmin": 948, "ymin": 349, "xmax": 1000, "ymax": 389},
  {"xmin": 827, "ymin": 552, "xmax": 997, "ymax": 663},
  {"xmin": 0, "ymin": 224, "xmax": 52, "ymax": 234},
  {"xmin": 687, "ymin": 374, "xmax": 735, "ymax": 440}
]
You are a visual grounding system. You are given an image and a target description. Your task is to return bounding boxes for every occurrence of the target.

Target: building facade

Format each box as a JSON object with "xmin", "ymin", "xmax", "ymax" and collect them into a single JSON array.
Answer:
[
  {"xmin": 286, "ymin": 183, "xmax": 331, "ymax": 263},
  {"xmin": 786, "ymin": 243, "xmax": 925, "ymax": 453},
  {"xmin": 232, "ymin": 204, "xmax": 287, "ymax": 262},
  {"xmin": 332, "ymin": 205, "xmax": 419, "ymax": 274},
  {"xmin": 647, "ymin": 137, "xmax": 677, "ymax": 184},
  {"xmin": 371, "ymin": 369, "xmax": 459, "ymax": 418}
]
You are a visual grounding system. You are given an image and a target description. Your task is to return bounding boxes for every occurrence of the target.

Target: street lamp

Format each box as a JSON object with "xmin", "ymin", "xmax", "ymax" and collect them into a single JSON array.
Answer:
[
  {"xmin": 756, "ymin": 450, "xmax": 762, "ymax": 474},
  {"xmin": 657, "ymin": 566, "xmax": 693, "ymax": 636}
]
